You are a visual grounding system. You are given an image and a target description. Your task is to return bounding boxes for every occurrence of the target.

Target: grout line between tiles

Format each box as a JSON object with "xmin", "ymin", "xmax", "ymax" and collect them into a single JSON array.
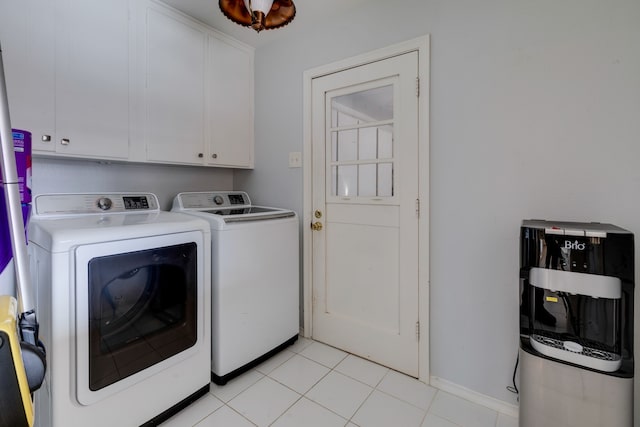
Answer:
[
  {"xmin": 297, "ymin": 351, "xmax": 350, "ymax": 370},
  {"xmin": 224, "ymin": 403, "xmax": 259, "ymax": 427},
  {"xmin": 344, "ymin": 382, "xmax": 376, "ymax": 425},
  {"xmin": 262, "ymin": 357, "xmax": 339, "ymax": 426},
  {"xmin": 189, "ymin": 404, "xmax": 220, "ymax": 427},
  {"xmin": 265, "ymin": 360, "xmax": 365, "ymax": 426},
  {"xmin": 191, "ymin": 338, "xmax": 503, "ymax": 427},
  {"xmin": 266, "ymin": 393, "xmax": 305, "ymax": 427},
  {"xmin": 374, "ymin": 387, "xmax": 431, "ymax": 413}
]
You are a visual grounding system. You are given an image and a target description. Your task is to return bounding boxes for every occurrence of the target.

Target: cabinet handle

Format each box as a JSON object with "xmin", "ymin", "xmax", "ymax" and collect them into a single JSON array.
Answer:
[
  {"xmin": 60, "ymin": 138, "xmax": 70, "ymax": 145},
  {"xmin": 198, "ymin": 153, "xmax": 203, "ymax": 158},
  {"xmin": 212, "ymin": 153, "xmax": 218, "ymax": 159},
  {"xmin": 41, "ymin": 135, "xmax": 51, "ymax": 142}
]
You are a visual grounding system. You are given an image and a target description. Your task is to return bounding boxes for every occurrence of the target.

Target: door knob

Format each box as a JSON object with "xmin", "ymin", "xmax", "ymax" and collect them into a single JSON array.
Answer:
[{"xmin": 311, "ymin": 222, "xmax": 323, "ymax": 231}]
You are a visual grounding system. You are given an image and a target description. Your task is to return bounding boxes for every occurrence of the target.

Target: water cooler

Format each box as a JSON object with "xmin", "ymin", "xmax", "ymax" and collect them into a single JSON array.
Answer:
[{"xmin": 519, "ymin": 220, "xmax": 634, "ymax": 427}]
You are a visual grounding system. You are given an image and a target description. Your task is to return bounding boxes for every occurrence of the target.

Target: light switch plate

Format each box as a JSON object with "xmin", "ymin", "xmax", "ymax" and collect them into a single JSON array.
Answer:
[{"xmin": 288, "ymin": 151, "xmax": 302, "ymax": 168}]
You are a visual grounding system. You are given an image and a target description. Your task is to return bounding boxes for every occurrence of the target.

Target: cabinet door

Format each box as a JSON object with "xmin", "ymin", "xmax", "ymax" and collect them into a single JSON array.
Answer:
[
  {"xmin": 55, "ymin": 0, "xmax": 130, "ymax": 159},
  {"xmin": 0, "ymin": 0, "xmax": 55, "ymax": 152},
  {"xmin": 144, "ymin": 5, "xmax": 206, "ymax": 165},
  {"xmin": 208, "ymin": 35, "xmax": 254, "ymax": 168}
]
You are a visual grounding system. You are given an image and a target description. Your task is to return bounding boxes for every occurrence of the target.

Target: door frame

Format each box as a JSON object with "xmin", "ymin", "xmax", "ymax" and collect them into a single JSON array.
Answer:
[{"xmin": 302, "ymin": 35, "xmax": 430, "ymax": 382}]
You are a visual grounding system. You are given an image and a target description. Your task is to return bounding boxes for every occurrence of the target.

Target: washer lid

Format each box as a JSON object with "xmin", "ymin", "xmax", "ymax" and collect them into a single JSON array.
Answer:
[
  {"xmin": 206, "ymin": 207, "xmax": 295, "ymax": 222},
  {"xmin": 172, "ymin": 191, "xmax": 295, "ymax": 222}
]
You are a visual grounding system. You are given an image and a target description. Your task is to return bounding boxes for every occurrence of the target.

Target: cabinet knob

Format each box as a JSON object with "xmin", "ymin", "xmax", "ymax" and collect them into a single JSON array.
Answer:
[
  {"xmin": 41, "ymin": 135, "xmax": 51, "ymax": 142},
  {"xmin": 198, "ymin": 153, "xmax": 203, "ymax": 158},
  {"xmin": 212, "ymin": 153, "xmax": 218, "ymax": 159},
  {"xmin": 60, "ymin": 138, "xmax": 70, "ymax": 145}
]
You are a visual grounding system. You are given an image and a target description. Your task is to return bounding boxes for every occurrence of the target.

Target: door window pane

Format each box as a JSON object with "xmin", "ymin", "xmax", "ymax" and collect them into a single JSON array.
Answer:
[
  {"xmin": 331, "ymin": 129, "xmax": 357, "ymax": 162},
  {"xmin": 358, "ymin": 127, "xmax": 377, "ymax": 160},
  {"xmin": 358, "ymin": 125, "xmax": 394, "ymax": 160},
  {"xmin": 332, "ymin": 163, "xmax": 394, "ymax": 197},
  {"xmin": 378, "ymin": 163, "xmax": 393, "ymax": 197},
  {"xmin": 332, "ymin": 165, "xmax": 358, "ymax": 197},
  {"xmin": 333, "ymin": 109, "xmax": 359, "ymax": 127},
  {"xmin": 358, "ymin": 164, "xmax": 377, "ymax": 196},
  {"xmin": 378, "ymin": 125, "xmax": 393, "ymax": 159},
  {"xmin": 328, "ymin": 84, "xmax": 395, "ymax": 199},
  {"xmin": 331, "ymin": 85, "xmax": 393, "ymax": 126}
]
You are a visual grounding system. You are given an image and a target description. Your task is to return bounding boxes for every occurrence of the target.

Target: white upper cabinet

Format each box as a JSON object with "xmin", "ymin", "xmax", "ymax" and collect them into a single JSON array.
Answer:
[
  {"xmin": 207, "ymin": 35, "xmax": 254, "ymax": 168},
  {"xmin": 0, "ymin": 0, "xmax": 130, "ymax": 159},
  {"xmin": 142, "ymin": 4, "xmax": 207, "ymax": 165},
  {"xmin": 1, "ymin": 0, "xmax": 253, "ymax": 168},
  {"xmin": 54, "ymin": 0, "xmax": 131, "ymax": 159},
  {"xmin": 138, "ymin": 0, "xmax": 255, "ymax": 168},
  {"xmin": 0, "ymin": 0, "xmax": 55, "ymax": 152}
]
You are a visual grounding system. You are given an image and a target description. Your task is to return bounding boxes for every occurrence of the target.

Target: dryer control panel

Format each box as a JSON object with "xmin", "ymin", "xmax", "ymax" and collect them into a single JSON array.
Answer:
[{"xmin": 33, "ymin": 193, "xmax": 160, "ymax": 217}]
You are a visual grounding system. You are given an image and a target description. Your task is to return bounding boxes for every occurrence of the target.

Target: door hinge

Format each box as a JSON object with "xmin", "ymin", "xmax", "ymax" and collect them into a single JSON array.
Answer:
[
  {"xmin": 416, "ymin": 77, "xmax": 420, "ymax": 97},
  {"xmin": 416, "ymin": 321, "xmax": 420, "ymax": 341},
  {"xmin": 415, "ymin": 198, "xmax": 420, "ymax": 218}
]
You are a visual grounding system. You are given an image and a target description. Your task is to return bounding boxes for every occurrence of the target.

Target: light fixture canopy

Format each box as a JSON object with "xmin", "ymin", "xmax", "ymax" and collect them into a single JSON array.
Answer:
[{"xmin": 219, "ymin": 0, "xmax": 296, "ymax": 33}]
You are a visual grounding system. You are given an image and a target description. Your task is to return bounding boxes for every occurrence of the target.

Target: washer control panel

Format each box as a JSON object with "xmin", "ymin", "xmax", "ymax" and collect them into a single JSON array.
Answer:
[
  {"xmin": 33, "ymin": 193, "xmax": 160, "ymax": 216},
  {"xmin": 176, "ymin": 191, "xmax": 251, "ymax": 210}
]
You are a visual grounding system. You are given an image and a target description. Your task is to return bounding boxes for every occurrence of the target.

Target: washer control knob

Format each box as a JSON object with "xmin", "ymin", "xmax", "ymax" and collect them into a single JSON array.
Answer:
[
  {"xmin": 213, "ymin": 195, "xmax": 224, "ymax": 205},
  {"xmin": 97, "ymin": 197, "xmax": 113, "ymax": 211}
]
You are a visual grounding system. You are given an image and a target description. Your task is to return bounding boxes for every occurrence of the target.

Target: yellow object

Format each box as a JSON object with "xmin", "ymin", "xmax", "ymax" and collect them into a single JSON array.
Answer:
[
  {"xmin": 0, "ymin": 295, "xmax": 34, "ymax": 427},
  {"xmin": 545, "ymin": 296, "xmax": 559, "ymax": 303}
]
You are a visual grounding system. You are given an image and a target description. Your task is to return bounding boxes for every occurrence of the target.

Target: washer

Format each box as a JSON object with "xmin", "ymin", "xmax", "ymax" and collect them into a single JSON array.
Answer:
[
  {"xmin": 172, "ymin": 191, "xmax": 299, "ymax": 385},
  {"xmin": 28, "ymin": 193, "xmax": 211, "ymax": 427}
]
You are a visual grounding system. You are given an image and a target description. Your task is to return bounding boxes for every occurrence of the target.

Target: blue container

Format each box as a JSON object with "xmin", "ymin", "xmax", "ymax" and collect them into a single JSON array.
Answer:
[
  {"xmin": 0, "ymin": 129, "xmax": 32, "ymax": 296},
  {"xmin": 0, "ymin": 194, "xmax": 30, "ymax": 296}
]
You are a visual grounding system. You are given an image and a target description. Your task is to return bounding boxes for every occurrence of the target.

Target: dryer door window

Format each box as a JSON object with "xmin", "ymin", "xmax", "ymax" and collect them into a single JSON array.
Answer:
[
  {"xmin": 74, "ymin": 230, "xmax": 205, "ymax": 406},
  {"xmin": 86, "ymin": 242, "xmax": 198, "ymax": 392}
]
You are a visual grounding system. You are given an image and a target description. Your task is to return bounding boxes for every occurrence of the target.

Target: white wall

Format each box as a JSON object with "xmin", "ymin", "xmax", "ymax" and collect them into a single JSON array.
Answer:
[
  {"xmin": 32, "ymin": 158, "xmax": 233, "ymax": 210},
  {"xmin": 235, "ymin": 0, "xmax": 640, "ymax": 407}
]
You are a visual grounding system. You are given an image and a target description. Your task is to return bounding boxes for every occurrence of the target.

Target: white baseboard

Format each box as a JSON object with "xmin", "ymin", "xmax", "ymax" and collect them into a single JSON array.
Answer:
[{"xmin": 430, "ymin": 376, "xmax": 519, "ymax": 419}]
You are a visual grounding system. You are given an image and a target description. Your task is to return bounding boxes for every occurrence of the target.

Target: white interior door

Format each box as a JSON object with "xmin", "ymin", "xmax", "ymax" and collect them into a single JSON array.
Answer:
[{"xmin": 311, "ymin": 52, "xmax": 420, "ymax": 376}]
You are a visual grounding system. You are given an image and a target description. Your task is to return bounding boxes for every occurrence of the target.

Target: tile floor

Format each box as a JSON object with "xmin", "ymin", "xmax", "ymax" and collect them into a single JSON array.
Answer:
[{"xmin": 160, "ymin": 337, "xmax": 518, "ymax": 427}]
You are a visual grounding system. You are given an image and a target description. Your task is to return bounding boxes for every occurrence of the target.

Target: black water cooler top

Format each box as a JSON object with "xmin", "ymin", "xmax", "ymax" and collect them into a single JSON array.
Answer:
[{"xmin": 520, "ymin": 219, "xmax": 634, "ymax": 377}]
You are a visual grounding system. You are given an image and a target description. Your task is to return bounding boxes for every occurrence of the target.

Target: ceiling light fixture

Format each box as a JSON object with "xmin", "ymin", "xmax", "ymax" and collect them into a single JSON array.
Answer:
[{"xmin": 219, "ymin": 0, "xmax": 296, "ymax": 33}]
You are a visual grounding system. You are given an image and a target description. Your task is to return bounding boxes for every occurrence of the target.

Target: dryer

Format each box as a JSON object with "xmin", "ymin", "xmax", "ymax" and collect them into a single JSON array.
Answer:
[
  {"xmin": 28, "ymin": 193, "xmax": 211, "ymax": 427},
  {"xmin": 172, "ymin": 191, "xmax": 299, "ymax": 385}
]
